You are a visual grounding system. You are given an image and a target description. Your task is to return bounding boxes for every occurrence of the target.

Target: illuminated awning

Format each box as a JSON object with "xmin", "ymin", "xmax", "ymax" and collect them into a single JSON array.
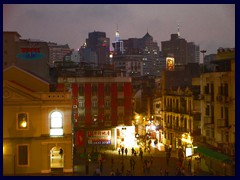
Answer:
[
  {"xmin": 195, "ymin": 146, "xmax": 231, "ymax": 162},
  {"xmin": 155, "ymin": 125, "xmax": 163, "ymax": 130}
]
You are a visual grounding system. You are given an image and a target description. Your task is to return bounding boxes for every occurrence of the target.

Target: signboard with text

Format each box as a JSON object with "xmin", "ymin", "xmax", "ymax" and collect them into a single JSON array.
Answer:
[
  {"xmin": 16, "ymin": 47, "xmax": 45, "ymax": 60},
  {"xmin": 87, "ymin": 130, "xmax": 111, "ymax": 145}
]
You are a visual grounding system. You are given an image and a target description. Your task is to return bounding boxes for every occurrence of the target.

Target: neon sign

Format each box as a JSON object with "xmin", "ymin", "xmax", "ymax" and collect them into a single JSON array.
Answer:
[{"xmin": 16, "ymin": 47, "xmax": 45, "ymax": 60}]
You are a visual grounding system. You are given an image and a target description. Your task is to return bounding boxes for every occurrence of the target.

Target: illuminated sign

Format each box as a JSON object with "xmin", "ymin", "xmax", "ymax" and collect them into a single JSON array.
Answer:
[
  {"xmin": 186, "ymin": 147, "xmax": 192, "ymax": 157},
  {"xmin": 87, "ymin": 130, "xmax": 111, "ymax": 145},
  {"xmin": 166, "ymin": 57, "xmax": 175, "ymax": 71},
  {"xmin": 16, "ymin": 47, "xmax": 45, "ymax": 60}
]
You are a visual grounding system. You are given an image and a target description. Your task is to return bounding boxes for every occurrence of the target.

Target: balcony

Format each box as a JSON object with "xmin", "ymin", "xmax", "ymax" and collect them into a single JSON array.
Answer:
[
  {"xmin": 203, "ymin": 116, "xmax": 214, "ymax": 126},
  {"xmin": 172, "ymin": 126, "xmax": 187, "ymax": 132},
  {"xmin": 216, "ymin": 95, "xmax": 231, "ymax": 103},
  {"xmin": 204, "ymin": 94, "xmax": 212, "ymax": 102},
  {"xmin": 216, "ymin": 95, "xmax": 224, "ymax": 103},
  {"xmin": 217, "ymin": 118, "xmax": 231, "ymax": 129},
  {"xmin": 172, "ymin": 108, "xmax": 180, "ymax": 113}
]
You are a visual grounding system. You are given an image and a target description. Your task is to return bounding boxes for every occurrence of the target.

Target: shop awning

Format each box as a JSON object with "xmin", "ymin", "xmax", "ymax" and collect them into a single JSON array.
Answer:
[
  {"xmin": 155, "ymin": 125, "xmax": 163, "ymax": 130},
  {"xmin": 195, "ymin": 146, "xmax": 231, "ymax": 162}
]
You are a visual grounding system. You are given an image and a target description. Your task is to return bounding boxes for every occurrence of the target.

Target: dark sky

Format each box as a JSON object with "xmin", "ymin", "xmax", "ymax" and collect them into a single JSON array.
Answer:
[{"xmin": 3, "ymin": 4, "xmax": 235, "ymax": 57}]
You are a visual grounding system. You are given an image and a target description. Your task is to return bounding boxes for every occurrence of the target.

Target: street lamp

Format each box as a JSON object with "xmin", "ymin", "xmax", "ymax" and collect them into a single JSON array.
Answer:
[
  {"xmin": 200, "ymin": 50, "xmax": 206, "ymax": 62},
  {"xmin": 200, "ymin": 50, "xmax": 207, "ymax": 73}
]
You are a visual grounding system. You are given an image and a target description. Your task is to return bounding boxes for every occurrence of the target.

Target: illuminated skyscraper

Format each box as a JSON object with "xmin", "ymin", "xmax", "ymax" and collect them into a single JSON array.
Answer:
[{"xmin": 112, "ymin": 26, "xmax": 124, "ymax": 55}]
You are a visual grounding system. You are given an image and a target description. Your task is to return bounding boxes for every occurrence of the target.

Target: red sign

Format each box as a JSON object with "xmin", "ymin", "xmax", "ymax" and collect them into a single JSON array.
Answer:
[
  {"xmin": 21, "ymin": 47, "xmax": 40, "ymax": 53},
  {"xmin": 87, "ymin": 130, "xmax": 111, "ymax": 145}
]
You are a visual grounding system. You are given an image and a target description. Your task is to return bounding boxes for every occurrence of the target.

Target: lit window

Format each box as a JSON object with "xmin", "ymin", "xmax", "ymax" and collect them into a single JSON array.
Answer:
[
  {"xmin": 50, "ymin": 111, "xmax": 63, "ymax": 136},
  {"xmin": 17, "ymin": 112, "xmax": 29, "ymax": 130}
]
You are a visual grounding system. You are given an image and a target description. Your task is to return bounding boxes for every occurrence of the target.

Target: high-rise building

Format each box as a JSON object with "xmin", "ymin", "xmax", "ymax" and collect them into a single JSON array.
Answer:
[
  {"xmin": 141, "ymin": 32, "xmax": 161, "ymax": 76},
  {"xmin": 187, "ymin": 42, "xmax": 200, "ymax": 63},
  {"xmin": 116, "ymin": 32, "xmax": 161, "ymax": 77},
  {"xmin": 48, "ymin": 43, "xmax": 72, "ymax": 65},
  {"xmin": 112, "ymin": 27, "xmax": 124, "ymax": 55},
  {"xmin": 161, "ymin": 33, "xmax": 200, "ymax": 65},
  {"xmin": 85, "ymin": 31, "xmax": 110, "ymax": 66}
]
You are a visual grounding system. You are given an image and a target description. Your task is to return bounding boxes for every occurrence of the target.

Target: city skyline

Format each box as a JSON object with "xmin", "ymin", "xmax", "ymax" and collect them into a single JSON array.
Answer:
[{"xmin": 3, "ymin": 4, "xmax": 235, "ymax": 57}]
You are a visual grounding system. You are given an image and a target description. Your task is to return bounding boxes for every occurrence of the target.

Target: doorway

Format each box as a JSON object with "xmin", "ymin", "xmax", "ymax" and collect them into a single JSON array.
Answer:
[{"xmin": 50, "ymin": 146, "xmax": 64, "ymax": 168}]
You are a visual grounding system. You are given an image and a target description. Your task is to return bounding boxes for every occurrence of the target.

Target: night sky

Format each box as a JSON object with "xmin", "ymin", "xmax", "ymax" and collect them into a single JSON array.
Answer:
[{"xmin": 3, "ymin": 4, "xmax": 235, "ymax": 57}]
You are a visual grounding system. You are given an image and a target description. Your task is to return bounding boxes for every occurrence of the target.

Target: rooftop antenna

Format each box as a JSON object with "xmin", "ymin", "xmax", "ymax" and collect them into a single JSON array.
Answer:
[
  {"xmin": 115, "ymin": 24, "xmax": 120, "ymax": 42},
  {"xmin": 177, "ymin": 24, "xmax": 180, "ymax": 38}
]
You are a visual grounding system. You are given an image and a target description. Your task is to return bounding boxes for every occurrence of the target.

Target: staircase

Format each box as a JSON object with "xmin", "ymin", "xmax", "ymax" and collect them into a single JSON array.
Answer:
[{"xmin": 51, "ymin": 168, "xmax": 63, "ymax": 176}]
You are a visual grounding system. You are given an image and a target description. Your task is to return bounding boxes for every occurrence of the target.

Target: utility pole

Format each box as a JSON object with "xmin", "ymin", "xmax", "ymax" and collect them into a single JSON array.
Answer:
[{"xmin": 200, "ymin": 50, "xmax": 207, "ymax": 73}]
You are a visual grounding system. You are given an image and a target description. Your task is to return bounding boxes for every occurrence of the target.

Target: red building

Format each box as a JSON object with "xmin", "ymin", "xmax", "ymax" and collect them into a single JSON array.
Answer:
[
  {"xmin": 56, "ymin": 76, "xmax": 133, "ymax": 151},
  {"xmin": 57, "ymin": 76, "xmax": 132, "ymax": 127}
]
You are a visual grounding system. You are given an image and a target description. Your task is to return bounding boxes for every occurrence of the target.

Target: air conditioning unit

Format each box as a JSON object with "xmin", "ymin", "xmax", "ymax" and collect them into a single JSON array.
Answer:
[
  {"xmin": 73, "ymin": 105, "xmax": 77, "ymax": 109},
  {"xmin": 224, "ymin": 96, "xmax": 230, "ymax": 103},
  {"xmin": 217, "ymin": 95, "xmax": 223, "ymax": 102},
  {"xmin": 199, "ymin": 94, "xmax": 204, "ymax": 100}
]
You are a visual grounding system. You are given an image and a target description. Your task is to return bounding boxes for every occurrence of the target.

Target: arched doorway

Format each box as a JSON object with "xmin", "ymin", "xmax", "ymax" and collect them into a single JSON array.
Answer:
[{"xmin": 50, "ymin": 146, "xmax": 64, "ymax": 169}]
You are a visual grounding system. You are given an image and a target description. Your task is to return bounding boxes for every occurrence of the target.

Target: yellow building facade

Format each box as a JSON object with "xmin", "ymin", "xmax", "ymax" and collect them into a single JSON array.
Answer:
[{"xmin": 3, "ymin": 66, "xmax": 72, "ymax": 175}]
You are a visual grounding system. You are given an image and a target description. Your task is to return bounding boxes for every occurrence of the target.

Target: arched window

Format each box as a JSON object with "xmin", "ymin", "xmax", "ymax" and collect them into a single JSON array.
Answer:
[{"xmin": 50, "ymin": 111, "xmax": 63, "ymax": 136}]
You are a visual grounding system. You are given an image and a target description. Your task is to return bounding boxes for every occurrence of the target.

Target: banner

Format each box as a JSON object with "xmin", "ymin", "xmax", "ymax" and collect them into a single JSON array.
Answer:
[{"xmin": 76, "ymin": 130, "xmax": 84, "ymax": 146}]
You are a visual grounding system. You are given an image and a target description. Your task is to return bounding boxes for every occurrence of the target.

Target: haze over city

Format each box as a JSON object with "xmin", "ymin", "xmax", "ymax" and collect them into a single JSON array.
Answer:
[{"xmin": 3, "ymin": 4, "xmax": 235, "ymax": 57}]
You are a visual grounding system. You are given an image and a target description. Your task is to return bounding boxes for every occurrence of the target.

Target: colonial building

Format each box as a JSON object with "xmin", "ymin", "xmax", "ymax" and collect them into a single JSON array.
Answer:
[
  {"xmin": 196, "ymin": 48, "xmax": 235, "ymax": 175},
  {"xmin": 3, "ymin": 66, "xmax": 72, "ymax": 175}
]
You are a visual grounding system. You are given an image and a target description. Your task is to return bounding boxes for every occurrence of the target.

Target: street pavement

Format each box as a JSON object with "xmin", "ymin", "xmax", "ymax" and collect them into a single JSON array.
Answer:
[
  {"xmin": 83, "ymin": 145, "xmax": 212, "ymax": 176},
  {"xmin": 22, "ymin": 144, "xmax": 212, "ymax": 176}
]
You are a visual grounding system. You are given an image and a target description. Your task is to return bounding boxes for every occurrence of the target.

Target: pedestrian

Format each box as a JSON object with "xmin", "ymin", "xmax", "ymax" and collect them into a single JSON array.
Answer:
[
  {"xmin": 148, "ymin": 146, "xmax": 151, "ymax": 154},
  {"xmin": 111, "ymin": 157, "xmax": 114, "ymax": 168},
  {"xmin": 110, "ymin": 169, "xmax": 115, "ymax": 176},
  {"xmin": 150, "ymin": 156, "xmax": 153, "ymax": 165},
  {"xmin": 95, "ymin": 166, "xmax": 101, "ymax": 176},
  {"xmin": 121, "ymin": 146, "xmax": 124, "ymax": 156},
  {"xmin": 143, "ymin": 164, "xmax": 147, "ymax": 176},
  {"xmin": 125, "ymin": 148, "xmax": 128, "ymax": 156},
  {"xmin": 118, "ymin": 148, "xmax": 121, "ymax": 155},
  {"xmin": 100, "ymin": 160, "xmax": 103, "ymax": 173},
  {"xmin": 160, "ymin": 168, "xmax": 163, "ymax": 176},
  {"xmin": 59, "ymin": 148, "xmax": 63, "ymax": 158},
  {"xmin": 140, "ymin": 149, "xmax": 143, "ymax": 160},
  {"xmin": 129, "ymin": 157, "xmax": 133, "ymax": 170},
  {"xmin": 176, "ymin": 167, "xmax": 182, "ymax": 176},
  {"xmin": 164, "ymin": 169, "xmax": 169, "ymax": 176},
  {"xmin": 181, "ymin": 168, "xmax": 185, "ymax": 176},
  {"xmin": 116, "ymin": 168, "xmax": 121, "ymax": 176},
  {"xmin": 146, "ymin": 160, "xmax": 151, "ymax": 175},
  {"xmin": 132, "ymin": 158, "xmax": 136, "ymax": 171},
  {"xmin": 121, "ymin": 160, "xmax": 124, "ymax": 174},
  {"xmin": 126, "ymin": 170, "xmax": 132, "ymax": 176},
  {"xmin": 188, "ymin": 158, "xmax": 191, "ymax": 171},
  {"xmin": 131, "ymin": 147, "xmax": 135, "ymax": 155},
  {"xmin": 166, "ymin": 154, "xmax": 169, "ymax": 165}
]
